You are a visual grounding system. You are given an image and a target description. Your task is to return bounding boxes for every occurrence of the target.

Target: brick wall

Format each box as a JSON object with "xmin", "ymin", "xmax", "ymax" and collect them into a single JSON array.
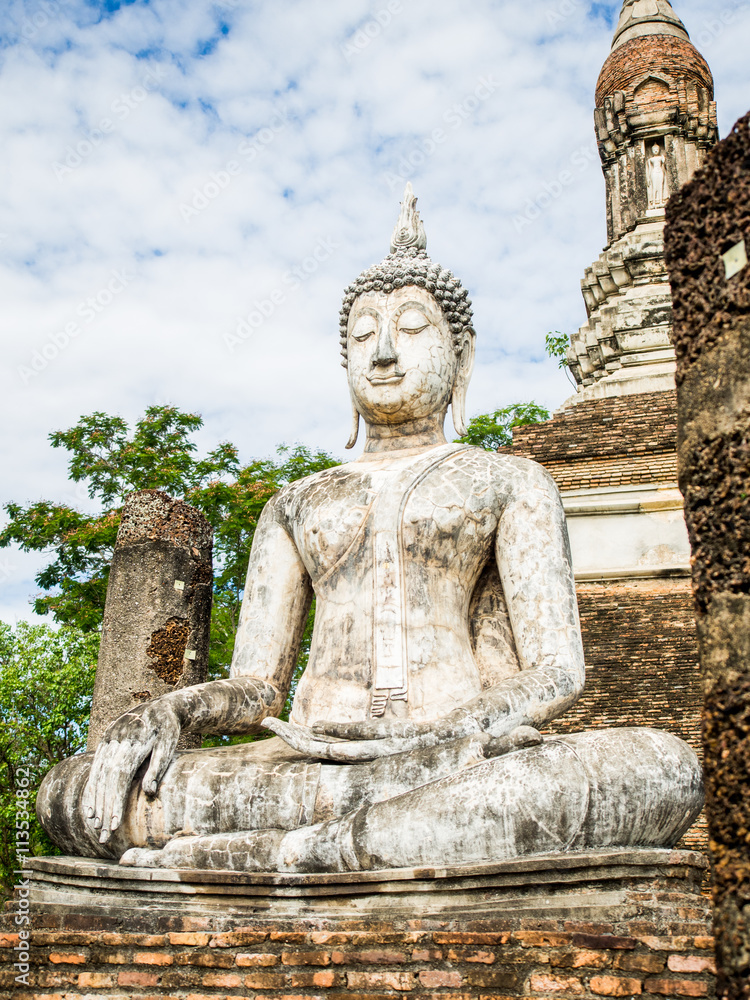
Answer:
[
  {"xmin": 595, "ymin": 35, "xmax": 714, "ymax": 107},
  {"xmin": 505, "ymin": 391, "xmax": 678, "ymax": 490},
  {"xmin": 4, "ymin": 919, "xmax": 717, "ymax": 998}
]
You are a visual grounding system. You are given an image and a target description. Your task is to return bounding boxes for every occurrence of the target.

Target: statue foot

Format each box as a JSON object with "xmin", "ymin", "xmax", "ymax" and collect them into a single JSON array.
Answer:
[{"xmin": 120, "ymin": 830, "xmax": 288, "ymax": 871}]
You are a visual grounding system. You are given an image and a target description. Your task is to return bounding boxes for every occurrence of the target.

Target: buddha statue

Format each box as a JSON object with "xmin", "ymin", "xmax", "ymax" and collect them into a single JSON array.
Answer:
[{"xmin": 38, "ymin": 185, "xmax": 703, "ymax": 873}]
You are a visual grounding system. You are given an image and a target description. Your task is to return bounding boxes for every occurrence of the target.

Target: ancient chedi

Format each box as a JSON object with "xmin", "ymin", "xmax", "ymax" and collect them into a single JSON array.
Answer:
[
  {"xmin": 507, "ymin": 0, "xmax": 718, "ymax": 851},
  {"xmin": 37, "ymin": 185, "xmax": 702, "ymax": 875}
]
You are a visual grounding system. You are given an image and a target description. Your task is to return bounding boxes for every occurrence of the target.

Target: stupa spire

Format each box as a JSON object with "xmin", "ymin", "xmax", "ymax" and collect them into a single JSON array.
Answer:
[{"xmin": 612, "ymin": 0, "xmax": 689, "ymax": 49}]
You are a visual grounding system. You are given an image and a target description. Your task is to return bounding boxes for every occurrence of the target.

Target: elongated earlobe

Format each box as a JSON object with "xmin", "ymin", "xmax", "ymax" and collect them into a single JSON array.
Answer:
[
  {"xmin": 345, "ymin": 397, "xmax": 360, "ymax": 450},
  {"xmin": 451, "ymin": 382, "xmax": 469, "ymax": 438},
  {"xmin": 451, "ymin": 331, "xmax": 476, "ymax": 438}
]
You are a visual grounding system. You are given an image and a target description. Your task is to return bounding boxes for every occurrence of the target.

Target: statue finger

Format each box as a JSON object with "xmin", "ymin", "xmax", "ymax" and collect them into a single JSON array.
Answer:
[
  {"xmin": 142, "ymin": 726, "xmax": 179, "ymax": 795},
  {"xmin": 91, "ymin": 741, "xmax": 121, "ymax": 833},
  {"xmin": 325, "ymin": 733, "xmax": 431, "ymax": 761},
  {"xmin": 99, "ymin": 740, "xmax": 145, "ymax": 842},
  {"xmin": 82, "ymin": 746, "xmax": 107, "ymax": 821},
  {"xmin": 311, "ymin": 720, "xmax": 390, "ymax": 740},
  {"xmin": 261, "ymin": 718, "xmax": 333, "ymax": 756}
]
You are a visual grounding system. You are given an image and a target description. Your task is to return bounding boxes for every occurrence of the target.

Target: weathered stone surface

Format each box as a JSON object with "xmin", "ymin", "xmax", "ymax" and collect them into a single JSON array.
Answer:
[
  {"xmin": 568, "ymin": 0, "xmax": 718, "ymax": 400},
  {"xmin": 38, "ymin": 186, "xmax": 702, "ymax": 877},
  {"xmin": 23, "ymin": 849, "xmax": 709, "ymax": 925},
  {"xmin": 665, "ymin": 110, "xmax": 750, "ymax": 1000},
  {"xmin": 86, "ymin": 489, "xmax": 213, "ymax": 751}
]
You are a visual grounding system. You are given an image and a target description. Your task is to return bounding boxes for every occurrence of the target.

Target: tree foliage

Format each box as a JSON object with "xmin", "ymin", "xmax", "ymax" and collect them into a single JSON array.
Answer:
[
  {"xmin": 0, "ymin": 622, "xmax": 99, "ymax": 897},
  {"xmin": 455, "ymin": 402, "xmax": 550, "ymax": 451},
  {"xmin": 0, "ymin": 406, "xmax": 339, "ymax": 678}
]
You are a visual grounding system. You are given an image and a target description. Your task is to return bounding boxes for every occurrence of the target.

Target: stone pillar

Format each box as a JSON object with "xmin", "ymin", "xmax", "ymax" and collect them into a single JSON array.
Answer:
[
  {"xmin": 87, "ymin": 490, "xmax": 213, "ymax": 751},
  {"xmin": 665, "ymin": 111, "xmax": 750, "ymax": 1000}
]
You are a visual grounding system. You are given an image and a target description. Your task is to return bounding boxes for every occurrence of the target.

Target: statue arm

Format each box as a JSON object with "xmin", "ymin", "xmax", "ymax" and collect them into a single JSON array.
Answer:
[
  {"xmin": 453, "ymin": 460, "xmax": 585, "ymax": 736},
  {"xmin": 82, "ymin": 496, "xmax": 313, "ymax": 842}
]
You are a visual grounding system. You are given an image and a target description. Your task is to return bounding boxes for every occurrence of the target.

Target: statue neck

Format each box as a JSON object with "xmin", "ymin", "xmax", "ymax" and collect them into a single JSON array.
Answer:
[{"xmin": 362, "ymin": 414, "xmax": 448, "ymax": 455}]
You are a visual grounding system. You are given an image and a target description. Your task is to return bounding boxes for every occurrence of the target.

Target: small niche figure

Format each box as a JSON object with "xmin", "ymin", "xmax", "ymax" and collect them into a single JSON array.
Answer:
[{"xmin": 647, "ymin": 144, "xmax": 668, "ymax": 209}]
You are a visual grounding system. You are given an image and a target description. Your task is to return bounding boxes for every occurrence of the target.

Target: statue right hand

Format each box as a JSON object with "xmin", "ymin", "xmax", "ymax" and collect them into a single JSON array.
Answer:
[{"xmin": 82, "ymin": 699, "xmax": 181, "ymax": 844}]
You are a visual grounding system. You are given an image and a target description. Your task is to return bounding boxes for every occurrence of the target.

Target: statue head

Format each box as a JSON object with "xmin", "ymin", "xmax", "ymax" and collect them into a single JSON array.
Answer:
[{"xmin": 339, "ymin": 184, "xmax": 476, "ymax": 448}]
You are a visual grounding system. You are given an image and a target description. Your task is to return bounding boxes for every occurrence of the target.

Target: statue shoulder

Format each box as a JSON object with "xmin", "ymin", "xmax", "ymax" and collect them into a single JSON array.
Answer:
[{"xmin": 456, "ymin": 446, "xmax": 560, "ymax": 497}]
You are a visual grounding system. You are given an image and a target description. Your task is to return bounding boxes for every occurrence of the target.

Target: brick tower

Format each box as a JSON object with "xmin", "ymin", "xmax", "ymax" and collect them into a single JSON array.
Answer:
[{"xmin": 507, "ymin": 0, "xmax": 719, "ymax": 850}]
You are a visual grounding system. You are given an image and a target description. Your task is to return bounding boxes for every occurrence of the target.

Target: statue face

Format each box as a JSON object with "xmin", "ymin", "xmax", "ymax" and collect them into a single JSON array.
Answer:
[{"xmin": 346, "ymin": 286, "xmax": 457, "ymax": 425}]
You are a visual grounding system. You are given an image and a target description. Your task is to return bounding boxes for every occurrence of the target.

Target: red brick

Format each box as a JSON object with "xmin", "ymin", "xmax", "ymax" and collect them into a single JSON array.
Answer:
[
  {"xmin": 591, "ymin": 975, "xmax": 643, "ymax": 996},
  {"xmin": 134, "ymin": 951, "xmax": 174, "ymax": 966},
  {"xmin": 210, "ymin": 929, "xmax": 269, "ymax": 947},
  {"xmin": 49, "ymin": 952, "xmax": 86, "ymax": 964},
  {"xmin": 236, "ymin": 952, "xmax": 280, "ymax": 966},
  {"xmin": 202, "ymin": 971, "xmax": 243, "ymax": 987},
  {"xmin": 530, "ymin": 972, "xmax": 585, "ymax": 993},
  {"xmin": 168, "ymin": 932, "xmax": 210, "ymax": 947},
  {"xmin": 77, "ymin": 972, "xmax": 115, "ymax": 988},
  {"xmin": 554, "ymin": 948, "xmax": 612, "ymax": 969},
  {"xmin": 118, "ymin": 970, "xmax": 160, "ymax": 987},
  {"xmin": 331, "ymin": 948, "xmax": 407, "ymax": 964},
  {"xmin": 615, "ymin": 953, "xmax": 666, "ymax": 974},
  {"xmin": 572, "ymin": 934, "xmax": 636, "ymax": 950},
  {"xmin": 668, "ymin": 954, "xmax": 717, "ymax": 974},
  {"xmin": 693, "ymin": 937, "xmax": 714, "ymax": 950},
  {"xmin": 346, "ymin": 970, "xmax": 416, "ymax": 991},
  {"xmin": 244, "ymin": 971, "xmax": 288, "ymax": 988},
  {"xmin": 100, "ymin": 933, "xmax": 167, "ymax": 947},
  {"xmin": 644, "ymin": 978, "xmax": 709, "ymax": 996},
  {"xmin": 419, "ymin": 969, "xmax": 464, "ymax": 987},
  {"xmin": 515, "ymin": 931, "xmax": 573, "ymax": 947},
  {"xmin": 290, "ymin": 970, "xmax": 339, "ymax": 988},
  {"xmin": 634, "ymin": 935, "xmax": 692, "ymax": 952},
  {"xmin": 412, "ymin": 948, "xmax": 444, "ymax": 961},
  {"xmin": 434, "ymin": 931, "xmax": 511, "ymax": 945},
  {"xmin": 282, "ymin": 950, "xmax": 331, "ymax": 966},
  {"xmin": 175, "ymin": 951, "xmax": 235, "ymax": 967},
  {"xmin": 448, "ymin": 947, "xmax": 496, "ymax": 963},
  {"xmin": 0, "ymin": 934, "xmax": 19, "ymax": 947}
]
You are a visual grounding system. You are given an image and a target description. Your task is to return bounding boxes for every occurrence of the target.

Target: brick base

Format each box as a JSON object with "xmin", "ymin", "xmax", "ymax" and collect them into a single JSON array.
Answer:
[{"xmin": 4, "ymin": 917, "xmax": 717, "ymax": 998}]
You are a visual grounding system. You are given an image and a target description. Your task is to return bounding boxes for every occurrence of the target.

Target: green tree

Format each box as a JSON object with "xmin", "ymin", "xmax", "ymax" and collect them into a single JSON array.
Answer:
[
  {"xmin": 0, "ymin": 406, "xmax": 339, "ymax": 679},
  {"xmin": 545, "ymin": 331, "xmax": 570, "ymax": 369},
  {"xmin": 456, "ymin": 402, "xmax": 550, "ymax": 451},
  {"xmin": 0, "ymin": 622, "xmax": 99, "ymax": 898}
]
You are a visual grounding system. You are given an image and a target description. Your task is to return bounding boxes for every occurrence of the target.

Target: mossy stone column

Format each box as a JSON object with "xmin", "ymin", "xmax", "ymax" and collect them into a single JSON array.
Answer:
[
  {"xmin": 665, "ymin": 111, "xmax": 750, "ymax": 1000},
  {"xmin": 87, "ymin": 489, "xmax": 213, "ymax": 751}
]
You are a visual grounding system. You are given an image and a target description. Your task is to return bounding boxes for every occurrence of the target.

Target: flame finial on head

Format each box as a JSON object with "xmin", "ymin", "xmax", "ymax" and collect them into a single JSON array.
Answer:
[{"xmin": 390, "ymin": 183, "xmax": 427, "ymax": 253}]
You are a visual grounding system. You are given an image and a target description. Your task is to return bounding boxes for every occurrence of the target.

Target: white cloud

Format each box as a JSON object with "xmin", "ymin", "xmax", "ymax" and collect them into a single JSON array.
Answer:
[{"xmin": 0, "ymin": 0, "xmax": 747, "ymax": 621}]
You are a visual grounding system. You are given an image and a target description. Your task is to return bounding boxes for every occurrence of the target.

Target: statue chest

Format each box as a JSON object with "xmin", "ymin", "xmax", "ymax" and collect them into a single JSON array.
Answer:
[{"xmin": 286, "ymin": 457, "xmax": 499, "ymax": 587}]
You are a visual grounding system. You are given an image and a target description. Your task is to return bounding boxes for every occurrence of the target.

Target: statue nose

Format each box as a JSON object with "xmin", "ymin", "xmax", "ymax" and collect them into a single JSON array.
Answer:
[{"xmin": 372, "ymin": 324, "xmax": 398, "ymax": 366}]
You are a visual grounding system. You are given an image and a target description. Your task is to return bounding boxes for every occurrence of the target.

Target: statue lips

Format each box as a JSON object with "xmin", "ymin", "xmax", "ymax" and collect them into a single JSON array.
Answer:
[{"xmin": 367, "ymin": 372, "xmax": 406, "ymax": 385}]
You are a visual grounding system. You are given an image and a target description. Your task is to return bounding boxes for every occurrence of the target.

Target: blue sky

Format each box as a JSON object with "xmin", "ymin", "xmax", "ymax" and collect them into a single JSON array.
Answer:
[{"xmin": 0, "ymin": 0, "xmax": 748, "ymax": 623}]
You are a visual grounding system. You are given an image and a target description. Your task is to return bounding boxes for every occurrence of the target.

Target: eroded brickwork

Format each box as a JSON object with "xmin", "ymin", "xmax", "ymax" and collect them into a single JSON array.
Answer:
[
  {"xmin": 506, "ymin": 391, "xmax": 678, "ymax": 492},
  {"xmin": 3, "ymin": 920, "xmax": 718, "ymax": 999},
  {"xmin": 596, "ymin": 36, "xmax": 713, "ymax": 107},
  {"xmin": 666, "ymin": 110, "xmax": 750, "ymax": 1000}
]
